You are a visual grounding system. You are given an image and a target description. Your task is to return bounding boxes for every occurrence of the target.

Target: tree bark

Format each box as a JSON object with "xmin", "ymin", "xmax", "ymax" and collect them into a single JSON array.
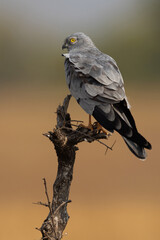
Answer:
[{"xmin": 39, "ymin": 95, "xmax": 108, "ymax": 240}]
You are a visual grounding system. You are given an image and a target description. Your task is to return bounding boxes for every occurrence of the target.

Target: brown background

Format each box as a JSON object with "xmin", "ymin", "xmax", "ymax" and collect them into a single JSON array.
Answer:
[{"xmin": 1, "ymin": 86, "xmax": 159, "ymax": 240}]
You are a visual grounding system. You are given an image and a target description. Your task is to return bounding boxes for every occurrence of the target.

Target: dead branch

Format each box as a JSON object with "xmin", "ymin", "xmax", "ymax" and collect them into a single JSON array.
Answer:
[{"xmin": 39, "ymin": 95, "xmax": 110, "ymax": 240}]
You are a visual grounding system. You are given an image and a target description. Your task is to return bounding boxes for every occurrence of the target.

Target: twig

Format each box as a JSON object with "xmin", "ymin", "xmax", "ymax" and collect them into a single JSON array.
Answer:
[
  {"xmin": 42, "ymin": 178, "xmax": 56, "ymax": 239},
  {"xmin": 96, "ymin": 139, "xmax": 113, "ymax": 151},
  {"xmin": 35, "ymin": 227, "xmax": 41, "ymax": 232},
  {"xmin": 70, "ymin": 119, "xmax": 84, "ymax": 123},
  {"xmin": 43, "ymin": 178, "xmax": 52, "ymax": 214},
  {"xmin": 33, "ymin": 201, "xmax": 49, "ymax": 207}
]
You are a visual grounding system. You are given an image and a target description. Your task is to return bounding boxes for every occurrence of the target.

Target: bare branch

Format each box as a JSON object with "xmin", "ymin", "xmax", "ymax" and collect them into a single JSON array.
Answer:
[{"xmin": 38, "ymin": 95, "xmax": 111, "ymax": 240}]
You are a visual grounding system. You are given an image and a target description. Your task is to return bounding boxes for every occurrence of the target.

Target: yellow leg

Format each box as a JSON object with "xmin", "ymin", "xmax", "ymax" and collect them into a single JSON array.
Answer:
[
  {"xmin": 79, "ymin": 115, "xmax": 93, "ymax": 131},
  {"xmin": 88, "ymin": 115, "xmax": 93, "ymax": 130},
  {"xmin": 79, "ymin": 116, "xmax": 111, "ymax": 136}
]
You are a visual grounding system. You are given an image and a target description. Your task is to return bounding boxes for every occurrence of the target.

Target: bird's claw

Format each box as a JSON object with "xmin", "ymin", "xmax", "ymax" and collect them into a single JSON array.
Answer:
[{"xmin": 93, "ymin": 122, "xmax": 111, "ymax": 137}]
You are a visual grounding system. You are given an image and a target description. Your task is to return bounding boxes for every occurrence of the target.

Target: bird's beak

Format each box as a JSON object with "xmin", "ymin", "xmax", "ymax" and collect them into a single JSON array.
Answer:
[{"xmin": 62, "ymin": 42, "xmax": 68, "ymax": 50}]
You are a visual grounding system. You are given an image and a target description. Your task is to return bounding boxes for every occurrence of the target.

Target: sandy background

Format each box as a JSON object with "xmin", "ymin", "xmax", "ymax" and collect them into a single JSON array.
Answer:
[{"xmin": 0, "ymin": 85, "xmax": 159, "ymax": 240}]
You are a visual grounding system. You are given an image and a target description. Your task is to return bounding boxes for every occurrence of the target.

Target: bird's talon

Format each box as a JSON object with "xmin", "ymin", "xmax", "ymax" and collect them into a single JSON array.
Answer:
[{"xmin": 93, "ymin": 122, "xmax": 110, "ymax": 137}]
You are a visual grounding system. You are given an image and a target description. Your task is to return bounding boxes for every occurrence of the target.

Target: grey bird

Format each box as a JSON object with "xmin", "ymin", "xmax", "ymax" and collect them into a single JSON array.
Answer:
[{"xmin": 62, "ymin": 32, "xmax": 152, "ymax": 159}]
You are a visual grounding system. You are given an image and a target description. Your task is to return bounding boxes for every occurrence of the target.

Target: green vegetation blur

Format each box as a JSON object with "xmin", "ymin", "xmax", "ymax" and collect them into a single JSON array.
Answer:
[{"xmin": 0, "ymin": 0, "xmax": 159, "ymax": 89}]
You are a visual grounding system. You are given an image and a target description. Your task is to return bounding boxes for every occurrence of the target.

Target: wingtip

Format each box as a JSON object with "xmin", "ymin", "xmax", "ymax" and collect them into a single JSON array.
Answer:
[
  {"xmin": 123, "ymin": 137, "xmax": 147, "ymax": 160},
  {"xmin": 146, "ymin": 141, "xmax": 152, "ymax": 150}
]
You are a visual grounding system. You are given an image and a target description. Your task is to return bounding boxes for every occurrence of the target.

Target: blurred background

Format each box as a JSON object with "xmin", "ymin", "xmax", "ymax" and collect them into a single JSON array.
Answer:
[{"xmin": 0, "ymin": 0, "xmax": 160, "ymax": 239}]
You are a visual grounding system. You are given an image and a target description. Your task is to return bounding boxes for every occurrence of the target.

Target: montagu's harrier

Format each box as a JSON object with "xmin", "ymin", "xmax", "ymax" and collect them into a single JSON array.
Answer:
[{"xmin": 62, "ymin": 32, "xmax": 152, "ymax": 159}]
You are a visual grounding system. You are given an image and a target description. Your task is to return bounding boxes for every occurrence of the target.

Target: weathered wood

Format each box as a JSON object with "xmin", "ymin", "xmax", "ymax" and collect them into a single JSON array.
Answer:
[{"xmin": 40, "ymin": 95, "xmax": 109, "ymax": 240}]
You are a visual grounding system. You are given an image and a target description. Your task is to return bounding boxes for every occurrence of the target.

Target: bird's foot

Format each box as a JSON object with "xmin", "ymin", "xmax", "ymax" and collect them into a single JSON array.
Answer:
[
  {"xmin": 78, "ymin": 115, "xmax": 94, "ymax": 131},
  {"xmin": 93, "ymin": 122, "xmax": 111, "ymax": 138}
]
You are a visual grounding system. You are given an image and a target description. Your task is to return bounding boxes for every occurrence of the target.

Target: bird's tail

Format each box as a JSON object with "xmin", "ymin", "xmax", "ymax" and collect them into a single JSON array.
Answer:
[
  {"xmin": 122, "ymin": 137, "xmax": 147, "ymax": 159},
  {"xmin": 92, "ymin": 103, "xmax": 152, "ymax": 159}
]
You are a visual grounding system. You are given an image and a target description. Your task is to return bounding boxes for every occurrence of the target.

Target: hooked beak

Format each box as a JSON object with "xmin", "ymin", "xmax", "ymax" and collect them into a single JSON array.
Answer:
[{"xmin": 62, "ymin": 42, "xmax": 68, "ymax": 50}]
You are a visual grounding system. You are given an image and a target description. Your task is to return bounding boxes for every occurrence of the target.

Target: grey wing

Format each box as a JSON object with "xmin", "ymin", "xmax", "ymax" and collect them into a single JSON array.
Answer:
[
  {"xmin": 64, "ymin": 52, "xmax": 152, "ymax": 159},
  {"xmin": 64, "ymin": 57, "xmax": 129, "ymax": 118},
  {"xmin": 64, "ymin": 58, "xmax": 101, "ymax": 114},
  {"xmin": 69, "ymin": 52, "xmax": 128, "ymax": 106}
]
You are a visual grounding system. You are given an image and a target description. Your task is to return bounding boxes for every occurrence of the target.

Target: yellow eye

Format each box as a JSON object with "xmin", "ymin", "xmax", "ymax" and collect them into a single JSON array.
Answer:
[{"xmin": 70, "ymin": 38, "xmax": 76, "ymax": 43}]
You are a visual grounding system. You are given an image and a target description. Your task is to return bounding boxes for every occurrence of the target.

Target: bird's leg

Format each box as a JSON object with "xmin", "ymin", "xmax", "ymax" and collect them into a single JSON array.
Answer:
[
  {"xmin": 79, "ymin": 115, "xmax": 93, "ymax": 131},
  {"xmin": 88, "ymin": 114, "xmax": 93, "ymax": 130}
]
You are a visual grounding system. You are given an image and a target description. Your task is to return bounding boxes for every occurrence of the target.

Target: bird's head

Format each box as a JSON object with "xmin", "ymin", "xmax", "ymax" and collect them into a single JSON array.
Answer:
[{"xmin": 62, "ymin": 32, "xmax": 95, "ymax": 52}]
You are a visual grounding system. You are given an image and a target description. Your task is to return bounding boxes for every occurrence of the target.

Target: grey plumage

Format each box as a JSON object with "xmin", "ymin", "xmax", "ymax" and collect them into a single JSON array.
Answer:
[{"xmin": 62, "ymin": 32, "xmax": 152, "ymax": 159}]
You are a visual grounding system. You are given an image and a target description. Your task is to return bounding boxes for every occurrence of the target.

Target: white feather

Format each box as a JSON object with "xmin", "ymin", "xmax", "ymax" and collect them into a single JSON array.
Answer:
[{"xmin": 62, "ymin": 53, "xmax": 70, "ymax": 58}]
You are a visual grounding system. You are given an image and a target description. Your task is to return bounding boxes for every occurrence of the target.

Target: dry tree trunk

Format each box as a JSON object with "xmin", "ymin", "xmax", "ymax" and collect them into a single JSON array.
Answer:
[{"xmin": 37, "ymin": 95, "xmax": 110, "ymax": 240}]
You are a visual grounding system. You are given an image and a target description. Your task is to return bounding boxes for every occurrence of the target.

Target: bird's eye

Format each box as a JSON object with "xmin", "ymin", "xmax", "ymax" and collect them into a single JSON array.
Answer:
[{"xmin": 70, "ymin": 38, "xmax": 76, "ymax": 44}]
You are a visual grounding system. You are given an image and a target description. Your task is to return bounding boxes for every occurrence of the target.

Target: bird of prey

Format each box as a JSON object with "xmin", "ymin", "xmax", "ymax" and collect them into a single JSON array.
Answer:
[{"xmin": 62, "ymin": 32, "xmax": 152, "ymax": 159}]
